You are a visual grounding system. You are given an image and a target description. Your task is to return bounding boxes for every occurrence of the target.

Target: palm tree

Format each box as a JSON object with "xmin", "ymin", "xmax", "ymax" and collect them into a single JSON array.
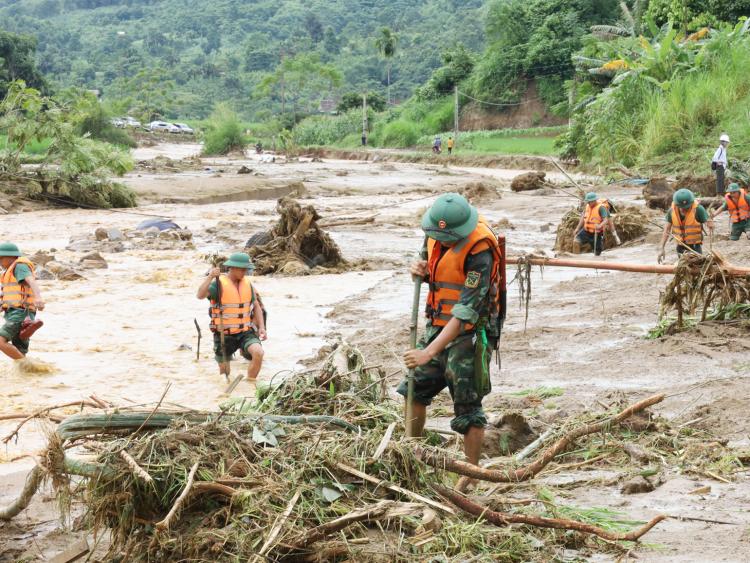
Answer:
[{"xmin": 375, "ymin": 27, "xmax": 398, "ymax": 105}]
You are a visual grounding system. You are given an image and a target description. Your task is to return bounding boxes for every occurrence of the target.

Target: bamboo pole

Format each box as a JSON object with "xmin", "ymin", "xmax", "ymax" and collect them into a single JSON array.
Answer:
[{"xmin": 506, "ymin": 256, "xmax": 750, "ymax": 276}]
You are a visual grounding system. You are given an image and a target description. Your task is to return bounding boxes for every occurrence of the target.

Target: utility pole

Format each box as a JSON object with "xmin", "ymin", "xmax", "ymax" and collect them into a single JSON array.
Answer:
[
  {"xmin": 362, "ymin": 92, "xmax": 368, "ymax": 146},
  {"xmin": 454, "ymin": 85, "xmax": 459, "ymax": 142}
]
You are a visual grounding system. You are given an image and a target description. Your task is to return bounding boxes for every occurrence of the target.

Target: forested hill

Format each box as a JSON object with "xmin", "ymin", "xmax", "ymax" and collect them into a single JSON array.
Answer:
[{"xmin": 0, "ymin": 0, "xmax": 486, "ymax": 119}]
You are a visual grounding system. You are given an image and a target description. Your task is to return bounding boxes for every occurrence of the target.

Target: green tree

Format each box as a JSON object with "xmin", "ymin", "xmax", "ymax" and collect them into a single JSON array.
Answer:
[
  {"xmin": 256, "ymin": 53, "xmax": 343, "ymax": 120},
  {"xmin": 0, "ymin": 30, "xmax": 47, "ymax": 99},
  {"xmin": 337, "ymin": 91, "xmax": 386, "ymax": 113},
  {"xmin": 110, "ymin": 67, "xmax": 176, "ymax": 121},
  {"xmin": 375, "ymin": 27, "xmax": 398, "ymax": 105}
]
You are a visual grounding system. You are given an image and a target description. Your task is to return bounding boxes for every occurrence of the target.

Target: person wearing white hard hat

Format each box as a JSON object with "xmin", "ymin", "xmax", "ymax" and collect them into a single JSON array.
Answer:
[{"xmin": 712, "ymin": 133, "xmax": 730, "ymax": 195}]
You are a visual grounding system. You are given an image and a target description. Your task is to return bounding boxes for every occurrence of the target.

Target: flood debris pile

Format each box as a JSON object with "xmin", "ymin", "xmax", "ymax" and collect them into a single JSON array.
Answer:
[
  {"xmin": 0, "ymin": 360, "xmax": 702, "ymax": 561},
  {"xmin": 644, "ymin": 175, "xmax": 727, "ymax": 210},
  {"xmin": 554, "ymin": 204, "xmax": 650, "ymax": 253},
  {"xmin": 658, "ymin": 251, "xmax": 750, "ymax": 331},
  {"xmin": 246, "ymin": 197, "xmax": 346, "ymax": 275},
  {"xmin": 458, "ymin": 180, "xmax": 502, "ymax": 203},
  {"xmin": 511, "ymin": 171, "xmax": 550, "ymax": 192}
]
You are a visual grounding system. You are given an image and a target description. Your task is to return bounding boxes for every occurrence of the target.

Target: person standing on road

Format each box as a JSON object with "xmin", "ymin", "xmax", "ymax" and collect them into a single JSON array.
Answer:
[
  {"xmin": 0, "ymin": 243, "xmax": 45, "ymax": 360},
  {"xmin": 432, "ymin": 136, "xmax": 442, "ymax": 154},
  {"xmin": 658, "ymin": 189, "xmax": 714, "ymax": 262},
  {"xmin": 711, "ymin": 183, "xmax": 750, "ymax": 240},
  {"xmin": 399, "ymin": 193, "xmax": 505, "ymax": 489},
  {"xmin": 712, "ymin": 134, "xmax": 730, "ymax": 195},
  {"xmin": 572, "ymin": 192, "xmax": 620, "ymax": 256},
  {"xmin": 447, "ymin": 136, "xmax": 454, "ymax": 155},
  {"xmin": 196, "ymin": 253, "xmax": 266, "ymax": 383}
]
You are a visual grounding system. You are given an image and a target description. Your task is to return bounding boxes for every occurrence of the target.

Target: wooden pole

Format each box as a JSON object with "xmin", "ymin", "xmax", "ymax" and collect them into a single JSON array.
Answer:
[
  {"xmin": 405, "ymin": 278, "xmax": 421, "ymax": 438},
  {"xmin": 506, "ymin": 256, "xmax": 750, "ymax": 276},
  {"xmin": 362, "ymin": 92, "xmax": 367, "ymax": 146},
  {"xmin": 454, "ymin": 85, "xmax": 459, "ymax": 143}
]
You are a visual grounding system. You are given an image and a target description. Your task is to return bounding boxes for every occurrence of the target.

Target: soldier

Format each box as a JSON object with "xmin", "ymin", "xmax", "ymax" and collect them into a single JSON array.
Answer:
[
  {"xmin": 710, "ymin": 183, "xmax": 750, "ymax": 241},
  {"xmin": 399, "ymin": 193, "xmax": 504, "ymax": 485},
  {"xmin": 658, "ymin": 189, "xmax": 714, "ymax": 263},
  {"xmin": 196, "ymin": 253, "xmax": 266, "ymax": 382},
  {"xmin": 572, "ymin": 192, "xmax": 620, "ymax": 255},
  {"xmin": 0, "ymin": 243, "xmax": 45, "ymax": 360}
]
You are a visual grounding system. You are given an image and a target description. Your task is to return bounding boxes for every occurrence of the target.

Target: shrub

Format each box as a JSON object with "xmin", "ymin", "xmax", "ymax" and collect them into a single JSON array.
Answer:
[
  {"xmin": 380, "ymin": 120, "xmax": 419, "ymax": 147},
  {"xmin": 203, "ymin": 104, "xmax": 248, "ymax": 155},
  {"xmin": 77, "ymin": 104, "xmax": 136, "ymax": 148}
]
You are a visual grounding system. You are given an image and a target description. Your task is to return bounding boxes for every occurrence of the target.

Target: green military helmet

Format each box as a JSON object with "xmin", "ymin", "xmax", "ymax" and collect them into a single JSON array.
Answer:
[
  {"xmin": 224, "ymin": 252, "xmax": 255, "ymax": 270},
  {"xmin": 727, "ymin": 183, "xmax": 741, "ymax": 194},
  {"xmin": 421, "ymin": 193, "xmax": 478, "ymax": 242},
  {"xmin": 673, "ymin": 188, "xmax": 695, "ymax": 209},
  {"xmin": 584, "ymin": 192, "xmax": 598, "ymax": 203},
  {"xmin": 0, "ymin": 242, "xmax": 21, "ymax": 257}
]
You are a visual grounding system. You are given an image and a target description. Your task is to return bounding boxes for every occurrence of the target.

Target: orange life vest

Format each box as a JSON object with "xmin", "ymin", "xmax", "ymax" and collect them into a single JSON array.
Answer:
[
  {"xmin": 670, "ymin": 203, "xmax": 703, "ymax": 245},
  {"xmin": 1, "ymin": 257, "xmax": 36, "ymax": 311},
  {"xmin": 725, "ymin": 194, "xmax": 750, "ymax": 223},
  {"xmin": 425, "ymin": 220, "xmax": 505, "ymax": 332},
  {"xmin": 209, "ymin": 275, "xmax": 255, "ymax": 334},
  {"xmin": 584, "ymin": 202, "xmax": 606, "ymax": 233}
]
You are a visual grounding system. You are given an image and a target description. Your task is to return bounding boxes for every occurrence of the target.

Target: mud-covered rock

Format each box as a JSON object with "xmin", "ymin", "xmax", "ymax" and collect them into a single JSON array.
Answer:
[
  {"xmin": 79, "ymin": 252, "xmax": 108, "ymax": 269},
  {"xmin": 643, "ymin": 177, "xmax": 673, "ymax": 210},
  {"xmin": 30, "ymin": 251, "xmax": 55, "ymax": 267},
  {"xmin": 35, "ymin": 268, "xmax": 55, "ymax": 281},
  {"xmin": 620, "ymin": 476, "xmax": 655, "ymax": 494},
  {"xmin": 45, "ymin": 261, "xmax": 84, "ymax": 281},
  {"xmin": 94, "ymin": 227, "xmax": 109, "ymax": 241},
  {"xmin": 237, "ymin": 165, "xmax": 253, "ymax": 174},
  {"xmin": 483, "ymin": 413, "xmax": 538, "ymax": 457},
  {"xmin": 511, "ymin": 171, "xmax": 546, "ymax": 192}
]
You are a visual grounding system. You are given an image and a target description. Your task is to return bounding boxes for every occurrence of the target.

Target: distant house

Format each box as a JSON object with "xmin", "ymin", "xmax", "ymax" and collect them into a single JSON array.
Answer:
[
  {"xmin": 318, "ymin": 97, "xmax": 338, "ymax": 113},
  {"xmin": 87, "ymin": 89, "xmax": 102, "ymax": 99}
]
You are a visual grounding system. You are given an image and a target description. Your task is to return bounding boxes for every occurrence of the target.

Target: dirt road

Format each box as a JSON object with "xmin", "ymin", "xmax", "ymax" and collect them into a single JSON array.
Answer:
[{"xmin": 1, "ymin": 145, "xmax": 749, "ymax": 561}]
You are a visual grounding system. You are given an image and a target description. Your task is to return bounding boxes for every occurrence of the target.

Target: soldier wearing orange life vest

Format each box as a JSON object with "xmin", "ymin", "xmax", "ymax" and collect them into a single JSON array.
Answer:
[
  {"xmin": 572, "ymin": 192, "xmax": 620, "ymax": 256},
  {"xmin": 196, "ymin": 253, "xmax": 266, "ymax": 382},
  {"xmin": 658, "ymin": 189, "xmax": 713, "ymax": 263},
  {"xmin": 0, "ymin": 243, "xmax": 45, "ymax": 360},
  {"xmin": 711, "ymin": 183, "xmax": 750, "ymax": 241},
  {"xmin": 399, "ymin": 193, "xmax": 506, "ymax": 484}
]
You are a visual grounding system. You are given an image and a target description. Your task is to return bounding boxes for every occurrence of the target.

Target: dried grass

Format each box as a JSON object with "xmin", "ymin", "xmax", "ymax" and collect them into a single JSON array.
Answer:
[{"xmin": 554, "ymin": 204, "xmax": 650, "ymax": 253}]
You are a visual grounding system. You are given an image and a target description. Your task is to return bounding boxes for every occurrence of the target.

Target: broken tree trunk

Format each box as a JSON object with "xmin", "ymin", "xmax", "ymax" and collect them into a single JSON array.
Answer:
[{"xmin": 417, "ymin": 394, "xmax": 665, "ymax": 482}]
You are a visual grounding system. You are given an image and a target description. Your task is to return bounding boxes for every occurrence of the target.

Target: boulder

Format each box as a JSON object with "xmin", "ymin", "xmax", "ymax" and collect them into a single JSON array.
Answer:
[
  {"xmin": 36, "ymin": 268, "xmax": 55, "ymax": 281},
  {"xmin": 45, "ymin": 261, "xmax": 84, "ymax": 281},
  {"xmin": 107, "ymin": 228, "xmax": 124, "ymax": 241},
  {"xmin": 94, "ymin": 227, "xmax": 109, "ymax": 241},
  {"xmin": 237, "ymin": 165, "xmax": 253, "ymax": 174},
  {"xmin": 511, "ymin": 171, "xmax": 547, "ymax": 192},
  {"xmin": 30, "ymin": 251, "xmax": 55, "ymax": 267},
  {"xmin": 79, "ymin": 252, "xmax": 108, "ymax": 269},
  {"xmin": 643, "ymin": 177, "xmax": 673, "ymax": 210}
]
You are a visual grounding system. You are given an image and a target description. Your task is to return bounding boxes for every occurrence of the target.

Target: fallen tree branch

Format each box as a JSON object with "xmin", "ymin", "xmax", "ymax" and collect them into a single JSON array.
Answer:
[
  {"xmin": 0, "ymin": 413, "xmax": 64, "ymax": 423},
  {"xmin": 192, "ymin": 482, "xmax": 238, "ymax": 497},
  {"xmin": 336, "ymin": 463, "xmax": 454, "ymax": 514},
  {"xmin": 435, "ymin": 486, "xmax": 666, "ymax": 542},
  {"xmin": 290, "ymin": 501, "xmax": 423, "ymax": 550},
  {"xmin": 3, "ymin": 400, "xmax": 103, "ymax": 444},
  {"xmin": 319, "ymin": 216, "xmax": 376, "ymax": 228},
  {"xmin": 119, "ymin": 450, "xmax": 153, "ymax": 484},
  {"xmin": 155, "ymin": 462, "xmax": 199, "ymax": 532},
  {"xmin": 418, "ymin": 394, "xmax": 665, "ymax": 482}
]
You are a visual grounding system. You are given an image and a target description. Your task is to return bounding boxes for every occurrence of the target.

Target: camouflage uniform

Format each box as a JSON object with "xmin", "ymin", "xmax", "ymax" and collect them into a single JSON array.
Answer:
[{"xmin": 397, "ymin": 248, "xmax": 496, "ymax": 434}]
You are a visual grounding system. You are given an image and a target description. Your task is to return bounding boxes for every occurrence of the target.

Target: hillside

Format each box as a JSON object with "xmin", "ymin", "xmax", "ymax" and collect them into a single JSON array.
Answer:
[{"xmin": 0, "ymin": 0, "xmax": 486, "ymax": 119}]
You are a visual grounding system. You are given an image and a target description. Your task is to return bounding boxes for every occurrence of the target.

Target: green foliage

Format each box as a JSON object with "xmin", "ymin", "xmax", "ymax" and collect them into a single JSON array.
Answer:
[
  {"xmin": 108, "ymin": 68, "xmax": 177, "ymax": 123},
  {"xmin": 375, "ymin": 27, "xmax": 398, "ymax": 59},
  {"xmin": 417, "ymin": 43, "xmax": 476, "ymax": 100},
  {"xmin": 0, "ymin": 29, "xmax": 47, "ymax": 99},
  {"xmin": 292, "ymin": 110, "xmax": 363, "ymax": 146},
  {"xmin": 0, "ymin": 81, "xmax": 136, "ymax": 208},
  {"xmin": 0, "ymin": 0, "xmax": 487, "ymax": 119},
  {"xmin": 379, "ymin": 119, "xmax": 420, "ymax": 148},
  {"xmin": 566, "ymin": 20, "xmax": 750, "ymax": 171},
  {"xmin": 73, "ymin": 95, "xmax": 136, "ymax": 148},
  {"xmin": 645, "ymin": 0, "xmax": 750, "ymax": 31},
  {"xmin": 337, "ymin": 92, "xmax": 385, "ymax": 113},
  {"xmin": 202, "ymin": 103, "xmax": 248, "ymax": 155}
]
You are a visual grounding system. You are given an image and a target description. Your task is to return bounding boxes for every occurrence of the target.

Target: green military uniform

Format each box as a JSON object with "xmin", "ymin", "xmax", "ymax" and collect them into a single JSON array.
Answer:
[
  {"xmin": 0, "ymin": 262, "xmax": 36, "ymax": 355},
  {"xmin": 719, "ymin": 194, "xmax": 750, "ymax": 240},
  {"xmin": 207, "ymin": 279, "xmax": 261, "ymax": 362},
  {"xmin": 397, "ymin": 193, "xmax": 502, "ymax": 434}
]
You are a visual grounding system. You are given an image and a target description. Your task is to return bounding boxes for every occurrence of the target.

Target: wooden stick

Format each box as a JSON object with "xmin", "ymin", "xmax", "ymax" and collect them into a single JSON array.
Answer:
[
  {"xmin": 2, "ymin": 400, "xmax": 102, "ymax": 444},
  {"xmin": 192, "ymin": 482, "xmax": 238, "ymax": 497},
  {"xmin": 336, "ymin": 462, "xmax": 454, "ymax": 514},
  {"xmin": 418, "ymin": 394, "xmax": 665, "ymax": 483},
  {"xmin": 372, "ymin": 422, "xmax": 396, "ymax": 461},
  {"xmin": 291, "ymin": 501, "xmax": 422, "ymax": 550},
  {"xmin": 514, "ymin": 429, "xmax": 554, "ymax": 462},
  {"xmin": 436, "ymin": 486, "xmax": 666, "ymax": 542},
  {"xmin": 319, "ymin": 216, "xmax": 376, "ymax": 228},
  {"xmin": 257, "ymin": 488, "xmax": 301, "ymax": 558},
  {"xmin": 0, "ymin": 466, "xmax": 44, "ymax": 520},
  {"xmin": 119, "ymin": 450, "xmax": 153, "ymax": 484},
  {"xmin": 155, "ymin": 462, "xmax": 199, "ymax": 532},
  {"xmin": 0, "ymin": 413, "xmax": 64, "ymax": 423}
]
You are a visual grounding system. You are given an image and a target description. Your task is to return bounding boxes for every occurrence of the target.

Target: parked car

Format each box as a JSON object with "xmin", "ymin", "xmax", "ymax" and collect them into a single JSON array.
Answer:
[
  {"xmin": 173, "ymin": 123, "xmax": 195, "ymax": 135},
  {"xmin": 123, "ymin": 116, "xmax": 141, "ymax": 128},
  {"xmin": 167, "ymin": 123, "xmax": 182, "ymax": 134},
  {"xmin": 149, "ymin": 121, "xmax": 171, "ymax": 132}
]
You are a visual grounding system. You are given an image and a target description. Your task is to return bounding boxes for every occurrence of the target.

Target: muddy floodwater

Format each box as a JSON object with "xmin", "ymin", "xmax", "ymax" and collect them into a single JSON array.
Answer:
[{"xmin": 2, "ymin": 145, "xmax": 750, "ymax": 561}]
